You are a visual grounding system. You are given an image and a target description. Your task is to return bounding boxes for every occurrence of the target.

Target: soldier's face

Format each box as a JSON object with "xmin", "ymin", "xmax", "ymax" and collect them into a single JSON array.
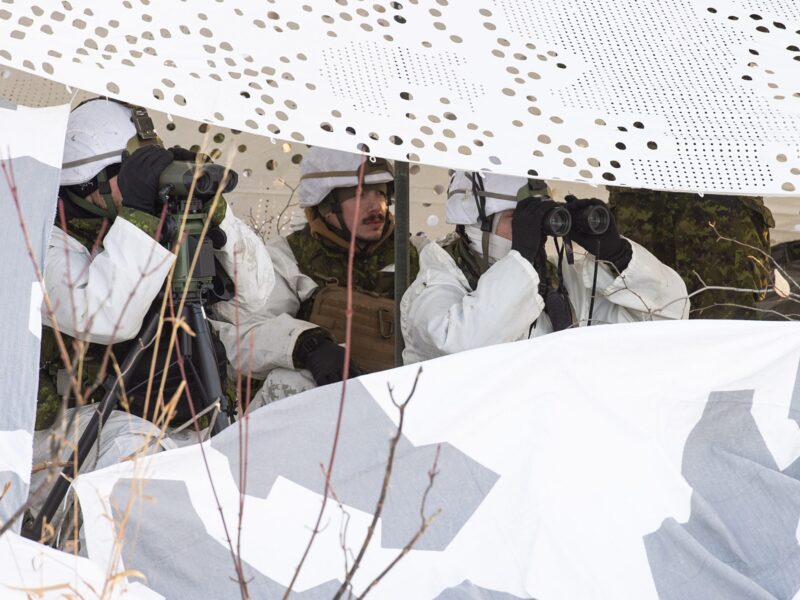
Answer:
[
  {"xmin": 86, "ymin": 175, "xmax": 123, "ymax": 210},
  {"xmin": 494, "ymin": 209, "xmax": 514, "ymax": 241},
  {"xmin": 329, "ymin": 183, "xmax": 389, "ymax": 241}
]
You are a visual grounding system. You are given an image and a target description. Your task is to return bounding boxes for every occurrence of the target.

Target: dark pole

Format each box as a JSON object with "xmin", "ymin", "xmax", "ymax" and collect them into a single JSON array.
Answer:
[
  {"xmin": 393, "ymin": 161, "xmax": 410, "ymax": 367},
  {"xmin": 29, "ymin": 310, "xmax": 161, "ymax": 541}
]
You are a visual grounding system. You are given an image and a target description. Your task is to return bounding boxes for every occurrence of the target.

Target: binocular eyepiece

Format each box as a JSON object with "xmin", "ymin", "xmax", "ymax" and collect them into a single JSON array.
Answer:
[
  {"xmin": 158, "ymin": 162, "xmax": 238, "ymax": 200},
  {"xmin": 537, "ymin": 198, "xmax": 611, "ymax": 237}
]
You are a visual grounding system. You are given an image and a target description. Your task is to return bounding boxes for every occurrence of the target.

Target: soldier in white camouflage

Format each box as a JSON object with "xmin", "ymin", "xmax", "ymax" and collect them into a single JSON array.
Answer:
[
  {"xmin": 33, "ymin": 99, "xmax": 275, "ymax": 530},
  {"xmin": 214, "ymin": 147, "xmax": 419, "ymax": 409}
]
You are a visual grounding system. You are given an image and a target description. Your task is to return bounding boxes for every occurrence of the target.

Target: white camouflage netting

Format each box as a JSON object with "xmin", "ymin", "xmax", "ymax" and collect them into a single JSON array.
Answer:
[{"xmin": 0, "ymin": 0, "xmax": 798, "ymax": 195}]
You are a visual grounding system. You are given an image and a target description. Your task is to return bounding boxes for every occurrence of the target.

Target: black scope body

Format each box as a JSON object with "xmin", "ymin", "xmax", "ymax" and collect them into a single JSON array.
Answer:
[{"xmin": 158, "ymin": 162, "xmax": 238, "ymax": 200}]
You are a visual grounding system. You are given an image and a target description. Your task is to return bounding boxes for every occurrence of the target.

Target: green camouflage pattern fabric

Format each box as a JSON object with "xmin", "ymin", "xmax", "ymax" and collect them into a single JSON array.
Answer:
[
  {"xmin": 36, "ymin": 327, "xmax": 122, "ymax": 429},
  {"xmin": 608, "ymin": 188, "xmax": 774, "ymax": 319},
  {"xmin": 286, "ymin": 225, "xmax": 419, "ymax": 320},
  {"xmin": 440, "ymin": 232, "xmax": 484, "ymax": 290},
  {"xmin": 204, "ymin": 197, "xmax": 227, "ymax": 227},
  {"xmin": 37, "ymin": 208, "xmax": 162, "ymax": 429},
  {"xmin": 441, "ymin": 230, "xmax": 561, "ymax": 292}
]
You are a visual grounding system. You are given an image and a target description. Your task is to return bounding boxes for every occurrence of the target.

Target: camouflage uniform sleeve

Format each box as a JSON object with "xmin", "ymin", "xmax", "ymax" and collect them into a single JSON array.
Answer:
[{"xmin": 117, "ymin": 207, "xmax": 163, "ymax": 239}]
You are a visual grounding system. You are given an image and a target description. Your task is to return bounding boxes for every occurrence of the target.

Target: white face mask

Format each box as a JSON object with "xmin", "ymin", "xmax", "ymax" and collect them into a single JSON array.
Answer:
[{"xmin": 464, "ymin": 224, "xmax": 513, "ymax": 264}]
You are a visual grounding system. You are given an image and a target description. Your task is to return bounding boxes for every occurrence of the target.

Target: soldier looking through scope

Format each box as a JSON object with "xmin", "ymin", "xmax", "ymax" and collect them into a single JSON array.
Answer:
[
  {"xmin": 399, "ymin": 172, "xmax": 690, "ymax": 364},
  {"xmin": 30, "ymin": 98, "xmax": 275, "ymax": 538}
]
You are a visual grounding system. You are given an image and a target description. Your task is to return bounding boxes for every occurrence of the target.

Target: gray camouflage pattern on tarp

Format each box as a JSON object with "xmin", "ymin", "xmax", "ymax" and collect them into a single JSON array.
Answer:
[
  {"xmin": 110, "ymin": 479, "xmax": 342, "ymax": 599},
  {"xmin": 434, "ymin": 581, "xmax": 533, "ymax": 599},
  {"xmin": 110, "ymin": 379, "xmax": 502, "ymax": 599},
  {"xmin": 0, "ymin": 147, "xmax": 60, "ymax": 532},
  {"xmin": 644, "ymin": 362, "xmax": 800, "ymax": 599},
  {"xmin": 211, "ymin": 379, "xmax": 500, "ymax": 551}
]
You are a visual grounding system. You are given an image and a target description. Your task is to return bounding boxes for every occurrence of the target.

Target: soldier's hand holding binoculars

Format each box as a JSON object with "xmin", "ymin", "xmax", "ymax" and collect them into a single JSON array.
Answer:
[
  {"xmin": 565, "ymin": 196, "xmax": 631, "ymax": 269},
  {"xmin": 118, "ymin": 145, "xmax": 174, "ymax": 215},
  {"xmin": 512, "ymin": 197, "xmax": 558, "ymax": 263}
]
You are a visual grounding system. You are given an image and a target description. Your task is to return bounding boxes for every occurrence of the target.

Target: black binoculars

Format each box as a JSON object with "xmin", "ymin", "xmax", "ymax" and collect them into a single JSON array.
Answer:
[{"xmin": 538, "ymin": 199, "xmax": 611, "ymax": 238}]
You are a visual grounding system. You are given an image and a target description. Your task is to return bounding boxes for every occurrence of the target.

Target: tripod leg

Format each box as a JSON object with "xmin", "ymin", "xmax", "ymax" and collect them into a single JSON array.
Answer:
[
  {"xmin": 185, "ymin": 303, "xmax": 230, "ymax": 436},
  {"xmin": 27, "ymin": 310, "xmax": 161, "ymax": 542}
]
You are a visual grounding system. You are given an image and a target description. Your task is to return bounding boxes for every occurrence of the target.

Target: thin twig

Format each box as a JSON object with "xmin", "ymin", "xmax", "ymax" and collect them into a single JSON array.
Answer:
[
  {"xmin": 358, "ymin": 445, "xmax": 443, "ymax": 599},
  {"xmin": 333, "ymin": 367, "xmax": 424, "ymax": 599},
  {"xmin": 283, "ymin": 155, "xmax": 368, "ymax": 599}
]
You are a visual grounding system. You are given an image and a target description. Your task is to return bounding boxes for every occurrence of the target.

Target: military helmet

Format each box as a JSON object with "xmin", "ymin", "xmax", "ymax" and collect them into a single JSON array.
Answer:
[
  {"xmin": 446, "ymin": 171, "xmax": 531, "ymax": 226},
  {"xmin": 60, "ymin": 99, "xmax": 137, "ymax": 186},
  {"xmin": 296, "ymin": 146, "xmax": 394, "ymax": 209}
]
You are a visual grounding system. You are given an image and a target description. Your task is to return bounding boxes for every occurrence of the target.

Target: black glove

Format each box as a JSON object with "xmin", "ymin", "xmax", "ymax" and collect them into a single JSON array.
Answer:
[
  {"xmin": 294, "ymin": 331, "xmax": 364, "ymax": 386},
  {"xmin": 117, "ymin": 145, "xmax": 174, "ymax": 215},
  {"xmin": 168, "ymin": 146, "xmax": 211, "ymax": 164},
  {"xmin": 511, "ymin": 197, "xmax": 560, "ymax": 263},
  {"xmin": 565, "ymin": 196, "xmax": 631, "ymax": 271}
]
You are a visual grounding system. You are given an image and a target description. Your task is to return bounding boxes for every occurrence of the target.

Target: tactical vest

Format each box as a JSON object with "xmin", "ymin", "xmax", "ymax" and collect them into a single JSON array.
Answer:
[{"xmin": 286, "ymin": 225, "xmax": 419, "ymax": 372}]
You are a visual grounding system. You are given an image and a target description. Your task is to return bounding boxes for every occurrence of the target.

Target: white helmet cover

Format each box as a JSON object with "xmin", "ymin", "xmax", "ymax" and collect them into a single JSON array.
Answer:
[
  {"xmin": 445, "ymin": 171, "xmax": 531, "ymax": 226},
  {"xmin": 60, "ymin": 99, "xmax": 136, "ymax": 186},
  {"xmin": 296, "ymin": 146, "xmax": 394, "ymax": 208}
]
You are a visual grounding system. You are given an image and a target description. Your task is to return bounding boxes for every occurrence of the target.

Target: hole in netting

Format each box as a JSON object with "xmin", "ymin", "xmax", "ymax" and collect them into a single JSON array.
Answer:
[
  {"xmin": 489, "ymin": 156, "xmax": 501, "ymax": 165},
  {"xmin": 602, "ymin": 172, "xmax": 616, "ymax": 181},
  {"xmin": 782, "ymin": 182, "xmax": 796, "ymax": 192},
  {"xmin": 266, "ymin": 159, "xmax": 278, "ymax": 170},
  {"xmin": 291, "ymin": 154, "xmax": 303, "ymax": 164},
  {"xmin": 647, "ymin": 141, "xmax": 658, "ymax": 150},
  {"xmin": 615, "ymin": 142, "xmax": 627, "ymax": 150},
  {"xmin": 320, "ymin": 122, "xmax": 333, "ymax": 132},
  {"xmin": 213, "ymin": 133, "xmax": 225, "ymax": 143},
  {"xmin": 390, "ymin": 135, "xmax": 404, "ymax": 145},
  {"xmin": 400, "ymin": 91, "xmax": 412, "ymax": 100}
]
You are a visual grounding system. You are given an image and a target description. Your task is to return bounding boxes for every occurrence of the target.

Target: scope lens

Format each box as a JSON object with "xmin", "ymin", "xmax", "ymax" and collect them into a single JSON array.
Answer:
[
  {"xmin": 194, "ymin": 172, "xmax": 212, "ymax": 195},
  {"xmin": 584, "ymin": 206, "xmax": 610, "ymax": 235},
  {"xmin": 546, "ymin": 207, "xmax": 572, "ymax": 237}
]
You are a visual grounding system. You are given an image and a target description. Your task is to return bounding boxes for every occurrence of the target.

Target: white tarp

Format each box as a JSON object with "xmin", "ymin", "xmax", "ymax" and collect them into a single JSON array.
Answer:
[
  {"xmin": 0, "ymin": 99, "xmax": 69, "ymax": 532},
  {"xmin": 0, "ymin": 1, "xmax": 798, "ymax": 195},
  {"xmin": 74, "ymin": 320, "xmax": 800, "ymax": 599},
  {"xmin": 0, "ymin": 531, "xmax": 160, "ymax": 600}
]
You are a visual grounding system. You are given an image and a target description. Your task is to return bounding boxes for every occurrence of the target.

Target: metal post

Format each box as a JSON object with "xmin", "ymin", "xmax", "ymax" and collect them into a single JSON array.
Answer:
[{"xmin": 393, "ymin": 161, "xmax": 410, "ymax": 367}]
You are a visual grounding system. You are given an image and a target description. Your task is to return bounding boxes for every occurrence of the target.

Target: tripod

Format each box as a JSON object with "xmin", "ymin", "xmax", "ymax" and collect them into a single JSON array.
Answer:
[{"xmin": 26, "ymin": 196, "xmax": 233, "ymax": 542}]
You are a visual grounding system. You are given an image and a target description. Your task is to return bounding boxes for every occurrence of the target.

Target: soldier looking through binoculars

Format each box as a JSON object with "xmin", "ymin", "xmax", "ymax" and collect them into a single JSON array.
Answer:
[{"xmin": 400, "ymin": 172, "xmax": 691, "ymax": 364}]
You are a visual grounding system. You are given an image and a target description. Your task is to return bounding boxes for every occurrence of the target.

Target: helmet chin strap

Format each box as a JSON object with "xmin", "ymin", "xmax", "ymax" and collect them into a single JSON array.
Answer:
[{"xmin": 64, "ymin": 169, "xmax": 118, "ymax": 220}]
